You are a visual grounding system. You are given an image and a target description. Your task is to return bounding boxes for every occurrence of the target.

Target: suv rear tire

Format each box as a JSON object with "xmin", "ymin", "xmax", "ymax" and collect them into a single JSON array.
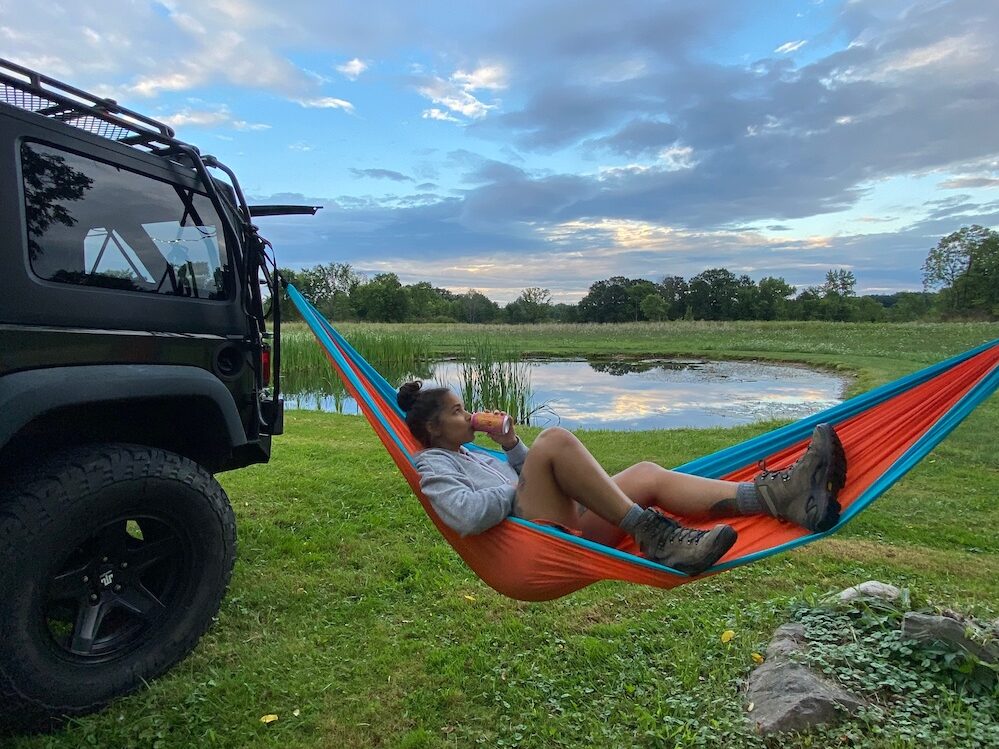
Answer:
[{"xmin": 0, "ymin": 444, "xmax": 236, "ymax": 731}]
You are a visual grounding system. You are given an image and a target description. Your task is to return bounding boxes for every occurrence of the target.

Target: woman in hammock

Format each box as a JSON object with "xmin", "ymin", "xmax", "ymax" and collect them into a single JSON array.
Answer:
[{"xmin": 398, "ymin": 381, "xmax": 847, "ymax": 576}]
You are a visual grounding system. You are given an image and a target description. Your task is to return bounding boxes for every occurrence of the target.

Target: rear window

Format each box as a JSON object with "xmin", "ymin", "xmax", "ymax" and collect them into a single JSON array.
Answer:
[{"xmin": 21, "ymin": 141, "xmax": 232, "ymax": 300}]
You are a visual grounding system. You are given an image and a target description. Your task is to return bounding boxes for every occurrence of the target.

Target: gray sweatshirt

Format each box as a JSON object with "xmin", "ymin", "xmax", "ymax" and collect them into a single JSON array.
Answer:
[{"xmin": 415, "ymin": 439, "xmax": 530, "ymax": 537}]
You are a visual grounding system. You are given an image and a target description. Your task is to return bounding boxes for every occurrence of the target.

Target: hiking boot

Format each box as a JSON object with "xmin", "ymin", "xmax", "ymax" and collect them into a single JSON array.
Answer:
[
  {"xmin": 754, "ymin": 423, "xmax": 847, "ymax": 532},
  {"xmin": 632, "ymin": 509, "xmax": 737, "ymax": 576}
]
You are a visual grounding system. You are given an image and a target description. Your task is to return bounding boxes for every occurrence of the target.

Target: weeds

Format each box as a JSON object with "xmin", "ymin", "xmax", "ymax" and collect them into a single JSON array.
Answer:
[{"xmin": 788, "ymin": 595, "xmax": 999, "ymax": 748}]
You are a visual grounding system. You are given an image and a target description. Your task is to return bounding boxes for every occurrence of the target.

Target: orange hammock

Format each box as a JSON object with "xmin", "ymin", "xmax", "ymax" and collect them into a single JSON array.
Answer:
[{"xmin": 288, "ymin": 285, "xmax": 999, "ymax": 601}]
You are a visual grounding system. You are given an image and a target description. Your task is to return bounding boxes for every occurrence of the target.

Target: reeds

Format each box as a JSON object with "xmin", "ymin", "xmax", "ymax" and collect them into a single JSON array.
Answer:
[
  {"xmin": 456, "ymin": 338, "xmax": 535, "ymax": 424},
  {"xmin": 280, "ymin": 327, "xmax": 536, "ymax": 422},
  {"xmin": 280, "ymin": 327, "xmax": 433, "ymax": 412}
]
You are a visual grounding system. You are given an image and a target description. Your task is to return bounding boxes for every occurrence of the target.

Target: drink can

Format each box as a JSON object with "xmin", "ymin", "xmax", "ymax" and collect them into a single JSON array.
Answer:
[{"xmin": 471, "ymin": 412, "xmax": 511, "ymax": 434}]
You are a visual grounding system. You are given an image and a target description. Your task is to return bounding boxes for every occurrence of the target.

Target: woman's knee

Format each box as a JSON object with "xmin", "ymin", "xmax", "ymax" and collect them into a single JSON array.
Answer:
[
  {"xmin": 534, "ymin": 426, "xmax": 577, "ymax": 449},
  {"xmin": 616, "ymin": 461, "xmax": 660, "ymax": 498}
]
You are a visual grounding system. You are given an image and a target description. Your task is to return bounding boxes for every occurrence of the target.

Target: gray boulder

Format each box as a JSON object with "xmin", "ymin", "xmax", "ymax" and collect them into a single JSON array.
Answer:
[
  {"xmin": 902, "ymin": 612, "xmax": 998, "ymax": 664},
  {"xmin": 747, "ymin": 660, "xmax": 865, "ymax": 734},
  {"xmin": 765, "ymin": 622, "xmax": 807, "ymax": 659},
  {"xmin": 837, "ymin": 580, "xmax": 902, "ymax": 604}
]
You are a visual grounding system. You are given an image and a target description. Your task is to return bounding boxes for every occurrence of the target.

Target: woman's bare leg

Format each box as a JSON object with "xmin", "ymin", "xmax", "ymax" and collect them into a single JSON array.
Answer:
[
  {"xmin": 513, "ymin": 427, "xmax": 634, "ymax": 530},
  {"xmin": 579, "ymin": 462, "xmax": 743, "ymax": 546},
  {"xmin": 514, "ymin": 429, "xmax": 741, "ymax": 573}
]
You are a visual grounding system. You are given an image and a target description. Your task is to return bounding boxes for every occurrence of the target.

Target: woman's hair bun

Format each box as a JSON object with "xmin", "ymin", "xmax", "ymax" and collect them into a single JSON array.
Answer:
[{"xmin": 397, "ymin": 380, "xmax": 423, "ymax": 412}]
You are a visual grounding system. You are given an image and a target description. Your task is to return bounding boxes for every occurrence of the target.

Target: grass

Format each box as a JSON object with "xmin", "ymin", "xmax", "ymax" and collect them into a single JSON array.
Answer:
[{"xmin": 10, "ymin": 321, "xmax": 998, "ymax": 748}]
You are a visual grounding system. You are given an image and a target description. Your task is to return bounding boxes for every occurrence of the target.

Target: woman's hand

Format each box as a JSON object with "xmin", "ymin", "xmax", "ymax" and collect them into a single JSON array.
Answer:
[{"xmin": 486, "ymin": 409, "xmax": 519, "ymax": 450}]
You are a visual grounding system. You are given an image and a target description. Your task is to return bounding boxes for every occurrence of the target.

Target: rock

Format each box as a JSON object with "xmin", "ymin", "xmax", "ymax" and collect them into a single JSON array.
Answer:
[
  {"xmin": 747, "ymin": 660, "xmax": 865, "ymax": 734},
  {"xmin": 766, "ymin": 623, "xmax": 807, "ymax": 659},
  {"xmin": 837, "ymin": 581, "xmax": 902, "ymax": 603},
  {"xmin": 901, "ymin": 612, "xmax": 998, "ymax": 664}
]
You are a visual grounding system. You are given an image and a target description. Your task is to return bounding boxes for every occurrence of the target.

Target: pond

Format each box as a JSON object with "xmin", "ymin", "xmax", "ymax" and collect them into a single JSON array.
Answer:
[{"xmin": 283, "ymin": 357, "xmax": 848, "ymax": 431}]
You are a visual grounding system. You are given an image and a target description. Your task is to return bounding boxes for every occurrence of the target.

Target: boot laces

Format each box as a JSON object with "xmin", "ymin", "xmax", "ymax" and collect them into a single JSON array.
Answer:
[
  {"xmin": 757, "ymin": 458, "xmax": 794, "ymax": 482},
  {"xmin": 663, "ymin": 525, "xmax": 707, "ymax": 546}
]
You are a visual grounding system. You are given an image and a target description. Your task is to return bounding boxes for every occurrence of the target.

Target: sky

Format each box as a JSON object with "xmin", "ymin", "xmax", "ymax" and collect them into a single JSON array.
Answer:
[{"xmin": 4, "ymin": 0, "xmax": 998, "ymax": 303}]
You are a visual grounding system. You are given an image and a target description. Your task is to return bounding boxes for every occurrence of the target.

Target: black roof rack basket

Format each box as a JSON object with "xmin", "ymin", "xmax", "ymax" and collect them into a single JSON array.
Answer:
[{"xmin": 0, "ymin": 57, "xmax": 192, "ymax": 156}]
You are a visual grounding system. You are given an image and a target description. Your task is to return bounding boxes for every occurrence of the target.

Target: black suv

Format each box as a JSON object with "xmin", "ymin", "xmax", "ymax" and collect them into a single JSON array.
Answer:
[{"xmin": 0, "ymin": 59, "xmax": 309, "ymax": 730}]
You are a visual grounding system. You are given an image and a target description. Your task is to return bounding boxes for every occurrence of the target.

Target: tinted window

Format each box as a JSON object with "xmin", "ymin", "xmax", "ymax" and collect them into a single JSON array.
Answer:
[{"xmin": 22, "ymin": 141, "xmax": 231, "ymax": 300}]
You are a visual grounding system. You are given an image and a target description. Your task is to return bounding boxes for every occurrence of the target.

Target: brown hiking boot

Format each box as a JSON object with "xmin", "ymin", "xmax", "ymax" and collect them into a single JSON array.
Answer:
[
  {"xmin": 632, "ymin": 509, "xmax": 737, "ymax": 576},
  {"xmin": 754, "ymin": 423, "xmax": 847, "ymax": 532}
]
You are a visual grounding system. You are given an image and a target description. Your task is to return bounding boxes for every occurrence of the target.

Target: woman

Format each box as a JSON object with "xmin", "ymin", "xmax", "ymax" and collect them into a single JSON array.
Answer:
[{"xmin": 399, "ymin": 381, "xmax": 846, "ymax": 576}]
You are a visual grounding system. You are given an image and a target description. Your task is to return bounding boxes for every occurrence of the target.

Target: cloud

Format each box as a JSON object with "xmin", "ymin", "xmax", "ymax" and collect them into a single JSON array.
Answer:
[
  {"xmin": 336, "ymin": 58, "xmax": 368, "ymax": 80},
  {"xmin": 160, "ymin": 106, "xmax": 270, "ymax": 131},
  {"xmin": 422, "ymin": 108, "xmax": 461, "ymax": 123},
  {"xmin": 296, "ymin": 96, "xmax": 356, "ymax": 113},
  {"xmin": 3, "ymin": 3, "xmax": 363, "ymax": 108},
  {"xmin": 349, "ymin": 168, "xmax": 413, "ymax": 182},
  {"xmin": 416, "ymin": 76, "xmax": 494, "ymax": 119},
  {"xmin": 249, "ymin": 185, "xmax": 970, "ymax": 301},
  {"xmin": 939, "ymin": 176, "xmax": 999, "ymax": 189},
  {"xmin": 775, "ymin": 40, "xmax": 807, "ymax": 54},
  {"xmin": 584, "ymin": 119, "xmax": 679, "ymax": 157},
  {"xmin": 452, "ymin": 64, "xmax": 508, "ymax": 91},
  {"xmin": 414, "ymin": 63, "xmax": 508, "ymax": 122},
  {"xmin": 11, "ymin": 0, "xmax": 998, "ymax": 302}
]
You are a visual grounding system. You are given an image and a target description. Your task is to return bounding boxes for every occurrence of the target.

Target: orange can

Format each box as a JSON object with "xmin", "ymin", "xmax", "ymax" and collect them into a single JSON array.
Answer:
[{"xmin": 471, "ymin": 412, "xmax": 511, "ymax": 434}]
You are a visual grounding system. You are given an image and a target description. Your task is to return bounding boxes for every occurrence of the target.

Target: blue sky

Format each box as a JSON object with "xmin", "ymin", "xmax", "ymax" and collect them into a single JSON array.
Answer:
[{"xmin": 5, "ymin": 0, "xmax": 998, "ymax": 302}]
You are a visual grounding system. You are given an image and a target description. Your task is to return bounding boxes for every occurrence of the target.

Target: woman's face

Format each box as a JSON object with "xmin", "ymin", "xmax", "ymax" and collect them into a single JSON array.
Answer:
[{"xmin": 427, "ymin": 391, "xmax": 474, "ymax": 449}]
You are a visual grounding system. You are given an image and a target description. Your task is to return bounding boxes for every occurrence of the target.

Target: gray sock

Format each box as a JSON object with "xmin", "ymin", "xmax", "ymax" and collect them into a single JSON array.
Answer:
[
  {"xmin": 618, "ymin": 503, "xmax": 646, "ymax": 533},
  {"xmin": 736, "ymin": 483, "xmax": 765, "ymax": 515}
]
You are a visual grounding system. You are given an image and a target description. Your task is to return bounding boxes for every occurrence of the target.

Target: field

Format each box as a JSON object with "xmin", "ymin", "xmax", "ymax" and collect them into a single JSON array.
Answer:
[{"xmin": 11, "ymin": 321, "xmax": 998, "ymax": 749}]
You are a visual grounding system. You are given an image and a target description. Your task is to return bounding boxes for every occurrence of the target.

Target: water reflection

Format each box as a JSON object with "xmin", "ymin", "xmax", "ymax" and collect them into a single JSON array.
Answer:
[{"xmin": 284, "ymin": 357, "xmax": 847, "ymax": 431}]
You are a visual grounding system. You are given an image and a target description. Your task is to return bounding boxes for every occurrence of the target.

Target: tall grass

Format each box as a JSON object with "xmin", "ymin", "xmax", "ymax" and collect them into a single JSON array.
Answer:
[
  {"xmin": 280, "ymin": 327, "xmax": 433, "ymax": 411},
  {"xmin": 456, "ymin": 338, "xmax": 535, "ymax": 423}
]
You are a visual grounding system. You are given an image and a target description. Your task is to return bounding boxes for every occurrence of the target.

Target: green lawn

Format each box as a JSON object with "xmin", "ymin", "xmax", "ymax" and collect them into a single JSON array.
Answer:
[{"xmin": 12, "ymin": 321, "xmax": 998, "ymax": 748}]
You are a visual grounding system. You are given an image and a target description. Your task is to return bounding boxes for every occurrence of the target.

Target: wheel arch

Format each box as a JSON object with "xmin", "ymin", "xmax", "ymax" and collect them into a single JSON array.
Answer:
[{"xmin": 0, "ymin": 365, "xmax": 249, "ymax": 472}]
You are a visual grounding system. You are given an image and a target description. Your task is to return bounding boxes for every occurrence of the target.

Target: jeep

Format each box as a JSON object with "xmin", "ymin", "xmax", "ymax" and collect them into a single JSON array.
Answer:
[{"xmin": 0, "ymin": 58, "xmax": 313, "ymax": 730}]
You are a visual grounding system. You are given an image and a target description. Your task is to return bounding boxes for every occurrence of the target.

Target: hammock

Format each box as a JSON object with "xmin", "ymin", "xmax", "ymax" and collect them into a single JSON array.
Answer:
[{"xmin": 287, "ymin": 285, "xmax": 999, "ymax": 602}]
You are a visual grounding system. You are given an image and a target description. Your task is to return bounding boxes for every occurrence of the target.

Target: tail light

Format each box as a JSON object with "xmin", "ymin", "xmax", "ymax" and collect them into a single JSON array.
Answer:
[{"xmin": 261, "ymin": 345, "xmax": 271, "ymax": 388}]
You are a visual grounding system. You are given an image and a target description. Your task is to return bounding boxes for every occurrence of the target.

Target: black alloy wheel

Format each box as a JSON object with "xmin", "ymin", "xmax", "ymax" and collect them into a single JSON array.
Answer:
[{"xmin": 45, "ymin": 513, "xmax": 190, "ymax": 661}]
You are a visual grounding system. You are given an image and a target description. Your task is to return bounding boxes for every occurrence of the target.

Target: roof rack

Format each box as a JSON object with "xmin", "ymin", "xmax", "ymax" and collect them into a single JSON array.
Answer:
[{"xmin": 0, "ymin": 57, "xmax": 195, "ymax": 158}]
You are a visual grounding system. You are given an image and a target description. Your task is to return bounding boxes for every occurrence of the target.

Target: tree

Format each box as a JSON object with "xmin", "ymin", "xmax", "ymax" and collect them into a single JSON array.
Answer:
[
  {"xmin": 506, "ymin": 287, "xmax": 552, "ymax": 323},
  {"xmin": 625, "ymin": 279, "xmax": 659, "ymax": 321},
  {"xmin": 733, "ymin": 274, "xmax": 760, "ymax": 319},
  {"xmin": 658, "ymin": 275, "xmax": 688, "ymax": 320},
  {"xmin": 924, "ymin": 225, "xmax": 999, "ymax": 315},
  {"xmin": 350, "ymin": 272, "xmax": 410, "ymax": 322},
  {"xmin": 640, "ymin": 293, "xmax": 669, "ymax": 321},
  {"xmin": 823, "ymin": 269, "xmax": 857, "ymax": 297},
  {"xmin": 549, "ymin": 303, "xmax": 580, "ymax": 323},
  {"xmin": 885, "ymin": 291, "xmax": 935, "ymax": 321},
  {"xmin": 687, "ymin": 268, "xmax": 740, "ymax": 320},
  {"xmin": 459, "ymin": 290, "xmax": 501, "ymax": 323},
  {"xmin": 406, "ymin": 281, "xmax": 457, "ymax": 321},
  {"xmin": 578, "ymin": 277, "xmax": 634, "ymax": 322},
  {"xmin": 850, "ymin": 296, "xmax": 885, "ymax": 322},
  {"xmin": 756, "ymin": 276, "xmax": 796, "ymax": 320},
  {"xmin": 790, "ymin": 286, "xmax": 823, "ymax": 320},
  {"xmin": 820, "ymin": 268, "xmax": 857, "ymax": 321},
  {"xmin": 291, "ymin": 262, "xmax": 361, "ymax": 320}
]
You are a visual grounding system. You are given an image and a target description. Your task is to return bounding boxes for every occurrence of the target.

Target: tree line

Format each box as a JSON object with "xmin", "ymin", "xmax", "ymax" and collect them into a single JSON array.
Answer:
[{"xmin": 278, "ymin": 225, "xmax": 998, "ymax": 324}]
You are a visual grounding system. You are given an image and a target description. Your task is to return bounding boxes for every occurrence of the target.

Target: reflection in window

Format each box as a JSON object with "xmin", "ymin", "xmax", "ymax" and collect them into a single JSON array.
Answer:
[
  {"xmin": 84, "ymin": 228, "xmax": 156, "ymax": 284},
  {"xmin": 21, "ymin": 142, "xmax": 231, "ymax": 299}
]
